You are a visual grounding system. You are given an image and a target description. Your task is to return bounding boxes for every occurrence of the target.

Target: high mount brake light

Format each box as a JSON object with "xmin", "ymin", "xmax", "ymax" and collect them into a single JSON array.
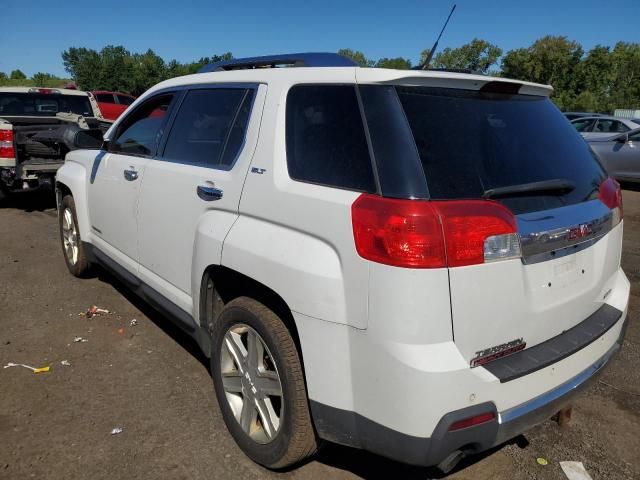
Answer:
[
  {"xmin": 352, "ymin": 194, "xmax": 521, "ymax": 268},
  {"xmin": 28, "ymin": 88, "xmax": 60, "ymax": 94},
  {"xmin": 599, "ymin": 177, "xmax": 623, "ymax": 226},
  {"xmin": 0, "ymin": 129, "xmax": 15, "ymax": 158}
]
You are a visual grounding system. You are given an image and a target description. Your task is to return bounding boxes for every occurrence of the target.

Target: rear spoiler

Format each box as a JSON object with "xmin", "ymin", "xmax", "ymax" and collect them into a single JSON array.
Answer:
[{"xmin": 355, "ymin": 69, "xmax": 553, "ymax": 97}]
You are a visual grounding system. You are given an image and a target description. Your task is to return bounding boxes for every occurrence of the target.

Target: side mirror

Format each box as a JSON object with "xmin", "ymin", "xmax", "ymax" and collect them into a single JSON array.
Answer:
[
  {"xmin": 74, "ymin": 129, "xmax": 104, "ymax": 149},
  {"xmin": 616, "ymin": 133, "xmax": 629, "ymax": 144}
]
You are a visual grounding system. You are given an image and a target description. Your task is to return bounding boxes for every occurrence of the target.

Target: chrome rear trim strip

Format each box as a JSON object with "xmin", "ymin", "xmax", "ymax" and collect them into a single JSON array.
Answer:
[{"xmin": 517, "ymin": 199, "xmax": 613, "ymax": 264}]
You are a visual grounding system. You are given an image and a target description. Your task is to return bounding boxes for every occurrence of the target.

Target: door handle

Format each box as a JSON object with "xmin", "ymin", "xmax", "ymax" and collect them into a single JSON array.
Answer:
[
  {"xmin": 123, "ymin": 167, "xmax": 138, "ymax": 181},
  {"xmin": 197, "ymin": 185, "xmax": 223, "ymax": 201}
]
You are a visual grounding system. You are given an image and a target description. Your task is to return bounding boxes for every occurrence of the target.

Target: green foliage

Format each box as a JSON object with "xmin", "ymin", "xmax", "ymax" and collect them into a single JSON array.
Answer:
[
  {"xmin": 10, "ymin": 69, "xmax": 26, "ymax": 80},
  {"xmin": 500, "ymin": 36, "xmax": 640, "ymax": 111},
  {"xmin": 62, "ymin": 46, "xmax": 234, "ymax": 95},
  {"xmin": 38, "ymin": 40, "xmax": 635, "ymax": 112},
  {"xmin": 0, "ymin": 72, "xmax": 7, "ymax": 81},
  {"xmin": 375, "ymin": 57, "xmax": 412, "ymax": 69},
  {"xmin": 337, "ymin": 49, "xmax": 373, "ymax": 67},
  {"xmin": 424, "ymin": 38, "xmax": 502, "ymax": 74},
  {"xmin": 31, "ymin": 72, "xmax": 54, "ymax": 87},
  {"xmin": 500, "ymin": 36, "xmax": 584, "ymax": 110}
]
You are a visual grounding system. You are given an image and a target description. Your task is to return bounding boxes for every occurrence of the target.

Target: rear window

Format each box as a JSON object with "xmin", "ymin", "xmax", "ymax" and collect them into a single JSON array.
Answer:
[
  {"xmin": 286, "ymin": 85, "xmax": 376, "ymax": 193},
  {"xmin": 0, "ymin": 92, "xmax": 93, "ymax": 117},
  {"xmin": 395, "ymin": 86, "xmax": 605, "ymax": 214},
  {"xmin": 96, "ymin": 93, "xmax": 115, "ymax": 104}
]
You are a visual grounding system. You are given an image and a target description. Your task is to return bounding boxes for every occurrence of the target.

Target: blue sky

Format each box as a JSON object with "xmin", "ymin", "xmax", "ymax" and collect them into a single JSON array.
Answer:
[{"xmin": 4, "ymin": 0, "xmax": 639, "ymax": 78}]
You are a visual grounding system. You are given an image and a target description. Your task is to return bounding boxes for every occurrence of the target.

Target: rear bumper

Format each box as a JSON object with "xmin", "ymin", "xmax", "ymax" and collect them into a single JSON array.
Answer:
[{"xmin": 311, "ymin": 313, "xmax": 627, "ymax": 467}]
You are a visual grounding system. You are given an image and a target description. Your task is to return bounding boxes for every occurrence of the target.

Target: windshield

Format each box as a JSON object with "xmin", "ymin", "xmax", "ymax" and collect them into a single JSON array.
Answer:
[
  {"xmin": 395, "ymin": 86, "xmax": 605, "ymax": 214},
  {"xmin": 0, "ymin": 92, "xmax": 94, "ymax": 117}
]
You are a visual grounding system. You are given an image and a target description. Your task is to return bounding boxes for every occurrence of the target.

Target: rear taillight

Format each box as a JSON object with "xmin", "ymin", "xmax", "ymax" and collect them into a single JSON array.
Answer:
[
  {"xmin": 0, "ymin": 129, "xmax": 15, "ymax": 158},
  {"xmin": 599, "ymin": 177, "xmax": 623, "ymax": 226},
  {"xmin": 434, "ymin": 201, "xmax": 521, "ymax": 267},
  {"xmin": 352, "ymin": 194, "xmax": 521, "ymax": 268}
]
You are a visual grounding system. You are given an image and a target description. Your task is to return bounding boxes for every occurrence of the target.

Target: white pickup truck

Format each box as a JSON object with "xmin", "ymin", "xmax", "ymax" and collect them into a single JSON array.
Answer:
[{"xmin": 0, "ymin": 87, "xmax": 110, "ymax": 198}]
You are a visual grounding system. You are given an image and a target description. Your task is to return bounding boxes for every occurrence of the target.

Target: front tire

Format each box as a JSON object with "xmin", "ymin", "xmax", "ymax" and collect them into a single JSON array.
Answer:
[
  {"xmin": 59, "ymin": 194, "xmax": 90, "ymax": 277},
  {"xmin": 210, "ymin": 297, "xmax": 317, "ymax": 469}
]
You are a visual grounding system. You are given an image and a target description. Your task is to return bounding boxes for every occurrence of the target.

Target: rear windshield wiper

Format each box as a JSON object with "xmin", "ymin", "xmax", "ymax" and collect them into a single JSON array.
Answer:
[{"xmin": 482, "ymin": 179, "xmax": 576, "ymax": 199}]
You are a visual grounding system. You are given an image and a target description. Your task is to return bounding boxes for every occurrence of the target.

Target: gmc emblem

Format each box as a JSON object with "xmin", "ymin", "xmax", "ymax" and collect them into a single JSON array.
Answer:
[{"xmin": 567, "ymin": 223, "xmax": 592, "ymax": 240}]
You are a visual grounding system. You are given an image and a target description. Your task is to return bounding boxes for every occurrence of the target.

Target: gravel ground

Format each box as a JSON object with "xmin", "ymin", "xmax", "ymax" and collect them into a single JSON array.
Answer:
[{"xmin": 0, "ymin": 188, "xmax": 638, "ymax": 480}]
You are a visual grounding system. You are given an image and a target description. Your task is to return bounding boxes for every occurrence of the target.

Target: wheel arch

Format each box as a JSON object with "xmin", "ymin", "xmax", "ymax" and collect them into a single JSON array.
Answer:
[
  {"xmin": 199, "ymin": 265, "xmax": 304, "ymax": 367},
  {"xmin": 55, "ymin": 160, "xmax": 91, "ymax": 239}
]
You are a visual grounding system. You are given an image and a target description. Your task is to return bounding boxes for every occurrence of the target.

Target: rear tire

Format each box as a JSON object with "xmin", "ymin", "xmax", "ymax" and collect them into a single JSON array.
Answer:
[
  {"xmin": 210, "ymin": 297, "xmax": 317, "ymax": 469},
  {"xmin": 59, "ymin": 194, "xmax": 90, "ymax": 277}
]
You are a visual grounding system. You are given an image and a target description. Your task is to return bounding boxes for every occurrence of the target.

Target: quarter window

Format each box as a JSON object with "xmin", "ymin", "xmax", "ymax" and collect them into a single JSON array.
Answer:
[
  {"xmin": 286, "ymin": 85, "xmax": 375, "ymax": 192},
  {"xmin": 111, "ymin": 93, "xmax": 174, "ymax": 156},
  {"xmin": 162, "ymin": 88, "xmax": 253, "ymax": 168},
  {"xmin": 117, "ymin": 94, "xmax": 135, "ymax": 106}
]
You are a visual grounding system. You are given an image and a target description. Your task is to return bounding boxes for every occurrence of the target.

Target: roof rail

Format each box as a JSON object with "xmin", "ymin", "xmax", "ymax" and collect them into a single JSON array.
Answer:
[{"xmin": 198, "ymin": 52, "xmax": 358, "ymax": 73}]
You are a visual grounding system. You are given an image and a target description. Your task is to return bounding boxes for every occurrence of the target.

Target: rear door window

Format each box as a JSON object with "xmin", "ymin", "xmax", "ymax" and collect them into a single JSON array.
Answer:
[
  {"xmin": 111, "ymin": 93, "xmax": 174, "ymax": 157},
  {"xmin": 286, "ymin": 85, "xmax": 376, "ymax": 192},
  {"xmin": 395, "ymin": 86, "xmax": 605, "ymax": 214},
  {"xmin": 161, "ymin": 88, "xmax": 253, "ymax": 168}
]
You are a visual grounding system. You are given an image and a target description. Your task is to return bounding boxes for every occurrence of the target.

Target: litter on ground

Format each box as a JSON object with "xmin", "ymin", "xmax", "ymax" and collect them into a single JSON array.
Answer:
[
  {"xmin": 536, "ymin": 457, "xmax": 549, "ymax": 466},
  {"xmin": 73, "ymin": 337, "xmax": 88, "ymax": 343},
  {"xmin": 60, "ymin": 360, "xmax": 71, "ymax": 366},
  {"xmin": 80, "ymin": 306, "xmax": 111, "ymax": 318},
  {"xmin": 4, "ymin": 362, "xmax": 50, "ymax": 373},
  {"xmin": 130, "ymin": 319, "xmax": 137, "ymax": 327},
  {"xmin": 560, "ymin": 461, "xmax": 593, "ymax": 480},
  {"xmin": 110, "ymin": 427, "xmax": 123, "ymax": 435}
]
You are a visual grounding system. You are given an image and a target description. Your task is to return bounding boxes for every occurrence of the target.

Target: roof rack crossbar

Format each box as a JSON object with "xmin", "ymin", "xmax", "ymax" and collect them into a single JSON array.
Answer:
[{"xmin": 198, "ymin": 52, "xmax": 358, "ymax": 73}]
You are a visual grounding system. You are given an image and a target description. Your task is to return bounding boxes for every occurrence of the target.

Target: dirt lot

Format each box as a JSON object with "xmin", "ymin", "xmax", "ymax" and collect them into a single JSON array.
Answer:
[{"xmin": 0, "ymin": 189, "xmax": 638, "ymax": 480}]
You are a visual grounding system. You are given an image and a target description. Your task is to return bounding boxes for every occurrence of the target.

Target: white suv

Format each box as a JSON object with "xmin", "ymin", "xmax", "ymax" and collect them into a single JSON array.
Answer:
[{"xmin": 55, "ymin": 53, "xmax": 630, "ymax": 472}]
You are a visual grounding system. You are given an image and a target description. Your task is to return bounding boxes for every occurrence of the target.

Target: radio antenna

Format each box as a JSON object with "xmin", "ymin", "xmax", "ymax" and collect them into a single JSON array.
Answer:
[{"xmin": 420, "ymin": 4, "xmax": 457, "ymax": 70}]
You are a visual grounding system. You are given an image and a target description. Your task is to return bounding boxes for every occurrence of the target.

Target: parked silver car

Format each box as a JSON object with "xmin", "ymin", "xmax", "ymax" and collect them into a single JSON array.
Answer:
[
  {"xmin": 571, "ymin": 116, "xmax": 640, "ymax": 139},
  {"xmin": 589, "ymin": 128, "xmax": 640, "ymax": 183}
]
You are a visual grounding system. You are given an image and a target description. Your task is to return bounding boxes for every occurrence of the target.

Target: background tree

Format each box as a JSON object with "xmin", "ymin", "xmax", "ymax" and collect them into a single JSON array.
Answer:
[
  {"xmin": 10, "ymin": 69, "xmax": 26, "ymax": 80},
  {"xmin": 579, "ymin": 45, "xmax": 613, "ymax": 112},
  {"xmin": 131, "ymin": 49, "xmax": 167, "ymax": 96},
  {"xmin": 31, "ymin": 72, "xmax": 53, "ymax": 87},
  {"xmin": 62, "ymin": 47, "xmax": 102, "ymax": 90},
  {"xmin": 337, "ymin": 49, "xmax": 373, "ymax": 67},
  {"xmin": 501, "ymin": 36, "xmax": 584, "ymax": 110},
  {"xmin": 422, "ymin": 38, "xmax": 502, "ymax": 74},
  {"xmin": 375, "ymin": 57, "xmax": 411, "ymax": 69},
  {"xmin": 608, "ymin": 42, "xmax": 640, "ymax": 111},
  {"xmin": 0, "ymin": 72, "xmax": 7, "ymax": 81}
]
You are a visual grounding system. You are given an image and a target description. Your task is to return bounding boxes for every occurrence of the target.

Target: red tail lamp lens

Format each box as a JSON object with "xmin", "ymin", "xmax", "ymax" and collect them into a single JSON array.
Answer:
[
  {"xmin": 0, "ymin": 129, "xmax": 15, "ymax": 158},
  {"xmin": 351, "ymin": 195, "xmax": 446, "ymax": 268},
  {"xmin": 433, "ymin": 201, "xmax": 518, "ymax": 267},
  {"xmin": 352, "ymin": 194, "xmax": 519, "ymax": 268},
  {"xmin": 599, "ymin": 177, "xmax": 623, "ymax": 220}
]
